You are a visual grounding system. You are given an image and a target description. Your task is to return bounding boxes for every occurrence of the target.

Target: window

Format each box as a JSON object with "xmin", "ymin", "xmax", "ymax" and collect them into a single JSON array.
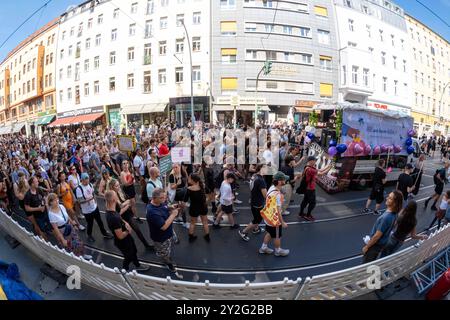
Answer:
[
  {"xmin": 366, "ymin": 25, "xmax": 371, "ymax": 38},
  {"xmin": 176, "ymin": 14, "xmax": 184, "ymax": 27},
  {"xmin": 379, "ymin": 29, "xmax": 384, "ymax": 42},
  {"xmin": 299, "ymin": 27, "xmax": 311, "ymax": 37},
  {"xmin": 283, "ymin": 26, "xmax": 293, "ymax": 35},
  {"xmin": 363, "ymin": 69, "xmax": 369, "ymax": 87},
  {"xmin": 176, "ymin": 39, "xmax": 184, "ymax": 53},
  {"xmin": 221, "ymin": 77, "xmax": 238, "ymax": 93},
  {"xmin": 300, "ymin": 54, "xmax": 312, "ymax": 64},
  {"xmin": 98, "ymin": 14, "xmax": 103, "ymax": 25},
  {"xmin": 362, "ymin": 5, "xmax": 369, "ymax": 14},
  {"xmin": 67, "ymin": 88, "xmax": 72, "ymax": 100},
  {"xmin": 193, "ymin": 12, "xmax": 201, "ymax": 24},
  {"xmin": 221, "ymin": 0, "xmax": 236, "ymax": 9},
  {"xmin": 381, "ymin": 52, "xmax": 386, "ymax": 65},
  {"xmin": 265, "ymin": 24, "xmax": 274, "ymax": 33},
  {"xmin": 319, "ymin": 56, "xmax": 332, "ymax": 71},
  {"xmin": 59, "ymin": 69, "xmax": 63, "ymax": 80},
  {"xmin": 144, "ymin": 21, "xmax": 152, "ymax": 38},
  {"xmin": 415, "ymin": 93, "xmax": 418, "ymax": 105},
  {"xmin": 403, "ymin": 60, "xmax": 406, "ymax": 72},
  {"xmin": 113, "ymin": 8, "xmax": 119, "ymax": 19},
  {"xmin": 318, "ymin": 30, "xmax": 330, "ymax": 44},
  {"xmin": 393, "ymin": 56, "xmax": 397, "ymax": 69},
  {"xmin": 342, "ymin": 66, "xmax": 347, "ymax": 85},
  {"xmin": 314, "ymin": 6, "xmax": 328, "ymax": 17},
  {"xmin": 84, "ymin": 83, "xmax": 89, "ymax": 96},
  {"xmin": 320, "ymin": 83, "xmax": 333, "ymax": 97},
  {"xmin": 60, "ymin": 49, "xmax": 64, "ymax": 60},
  {"xmin": 109, "ymin": 77, "xmax": 116, "ymax": 91},
  {"xmin": 394, "ymin": 80, "xmax": 398, "ymax": 95},
  {"xmin": 159, "ymin": 41, "xmax": 167, "ymax": 55},
  {"xmin": 62, "ymin": 31, "xmax": 66, "ymax": 40},
  {"xmin": 95, "ymin": 34, "xmax": 101, "ymax": 46},
  {"xmin": 110, "ymin": 51, "xmax": 116, "ymax": 65},
  {"xmin": 160, "ymin": 17, "xmax": 168, "ymax": 29},
  {"xmin": 127, "ymin": 23, "xmax": 136, "ymax": 37},
  {"xmin": 175, "ymin": 67, "xmax": 184, "ymax": 83},
  {"xmin": 67, "ymin": 65, "xmax": 72, "ymax": 78},
  {"xmin": 70, "ymin": 27, "xmax": 75, "ymax": 37},
  {"xmin": 94, "ymin": 81, "xmax": 100, "ymax": 94},
  {"xmin": 75, "ymin": 63, "xmax": 80, "ymax": 81},
  {"xmin": 143, "ymin": 71, "xmax": 152, "ymax": 93},
  {"xmin": 246, "ymin": 49, "xmax": 257, "ymax": 59},
  {"xmin": 221, "ymin": 21, "xmax": 237, "ymax": 35},
  {"xmin": 68, "ymin": 46, "xmax": 73, "ymax": 56},
  {"xmin": 383, "ymin": 77, "xmax": 387, "ymax": 93},
  {"xmin": 144, "ymin": 44, "xmax": 152, "ymax": 64},
  {"xmin": 94, "ymin": 56, "xmax": 100, "ymax": 69},
  {"xmin": 348, "ymin": 19, "xmax": 354, "ymax": 32},
  {"xmin": 128, "ymin": 47, "xmax": 135, "ymax": 61},
  {"xmin": 391, "ymin": 35, "xmax": 395, "ymax": 47},
  {"xmin": 85, "ymin": 38, "xmax": 91, "ymax": 49},
  {"xmin": 147, "ymin": 0, "xmax": 154, "ymax": 14},
  {"xmin": 193, "ymin": 66, "xmax": 201, "ymax": 82},
  {"xmin": 245, "ymin": 23, "xmax": 257, "ymax": 32},
  {"xmin": 161, "ymin": 0, "xmax": 168, "ymax": 7},
  {"xmin": 131, "ymin": 2, "xmax": 138, "ymax": 14},
  {"xmin": 158, "ymin": 69, "xmax": 167, "ymax": 85},
  {"xmin": 192, "ymin": 37, "xmax": 201, "ymax": 51},
  {"xmin": 111, "ymin": 29, "xmax": 117, "ymax": 41},
  {"xmin": 352, "ymin": 66, "xmax": 358, "ymax": 84},
  {"xmin": 344, "ymin": 0, "xmax": 352, "ymax": 7},
  {"xmin": 127, "ymin": 74, "xmax": 135, "ymax": 88},
  {"xmin": 88, "ymin": 18, "xmax": 93, "ymax": 29},
  {"xmin": 84, "ymin": 59, "xmax": 90, "ymax": 72},
  {"xmin": 221, "ymin": 48, "xmax": 237, "ymax": 63}
]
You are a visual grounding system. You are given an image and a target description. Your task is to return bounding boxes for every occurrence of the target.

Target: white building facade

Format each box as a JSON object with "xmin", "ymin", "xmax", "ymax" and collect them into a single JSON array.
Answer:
[
  {"xmin": 334, "ymin": 0, "xmax": 412, "ymax": 116},
  {"xmin": 55, "ymin": 0, "xmax": 211, "ymax": 131}
]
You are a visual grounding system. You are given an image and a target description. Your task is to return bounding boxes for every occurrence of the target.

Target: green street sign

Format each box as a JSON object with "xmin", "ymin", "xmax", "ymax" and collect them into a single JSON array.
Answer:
[{"xmin": 159, "ymin": 155, "xmax": 173, "ymax": 175}]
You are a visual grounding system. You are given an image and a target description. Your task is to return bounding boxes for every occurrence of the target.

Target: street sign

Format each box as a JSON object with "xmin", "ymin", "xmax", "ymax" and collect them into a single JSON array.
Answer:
[{"xmin": 159, "ymin": 155, "xmax": 173, "ymax": 175}]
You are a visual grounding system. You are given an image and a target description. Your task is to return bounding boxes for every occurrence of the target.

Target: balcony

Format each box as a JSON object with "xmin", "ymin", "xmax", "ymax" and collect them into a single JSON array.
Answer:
[
  {"xmin": 143, "ymin": 55, "xmax": 152, "ymax": 65},
  {"xmin": 143, "ymin": 83, "xmax": 153, "ymax": 94}
]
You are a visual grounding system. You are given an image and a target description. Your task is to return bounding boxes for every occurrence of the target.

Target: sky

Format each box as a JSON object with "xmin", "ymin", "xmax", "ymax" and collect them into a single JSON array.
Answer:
[{"xmin": 0, "ymin": 0, "xmax": 449, "ymax": 61}]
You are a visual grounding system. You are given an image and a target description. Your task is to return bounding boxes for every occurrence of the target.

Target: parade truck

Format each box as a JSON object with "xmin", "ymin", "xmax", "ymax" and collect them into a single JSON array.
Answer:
[{"xmin": 305, "ymin": 103, "xmax": 421, "ymax": 194}]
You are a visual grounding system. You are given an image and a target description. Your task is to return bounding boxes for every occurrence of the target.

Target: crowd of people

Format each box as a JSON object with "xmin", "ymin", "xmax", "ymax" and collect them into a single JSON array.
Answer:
[{"xmin": 1, "ymin": 125, "xmax": 449, "ymax": 273}]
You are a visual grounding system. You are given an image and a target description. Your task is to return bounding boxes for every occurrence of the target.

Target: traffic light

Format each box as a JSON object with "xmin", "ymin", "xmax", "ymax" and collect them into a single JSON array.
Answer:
[{"xmin": 263, "ymin": 61, "xmax": 273, "ymax": 75}]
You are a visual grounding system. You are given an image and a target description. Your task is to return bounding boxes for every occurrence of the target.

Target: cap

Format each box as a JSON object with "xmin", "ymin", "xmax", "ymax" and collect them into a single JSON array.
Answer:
[
  {"xmin": 273, "ymin": 171, "xmax": 289, "ymax": 181},
  {"xmin": 81, "ymin": 173, "xmax": 90, "ymax": 180},
  {"xmin": 307, "ymin": 156, "xmax": 317, "ymax": 162},
  {"xmin": 405, "ymin": 163, "xmax": 414, "ymax": 170}
]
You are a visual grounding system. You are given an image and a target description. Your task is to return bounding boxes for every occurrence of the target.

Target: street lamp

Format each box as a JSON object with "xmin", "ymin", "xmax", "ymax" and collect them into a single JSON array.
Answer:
[
  {"xmin": 181, "ymin": 20, "xmax": 195, "ymax": 126},
  {"xmin": 254, "ymin": 61, "xmax": 272, "ymax": 128}
]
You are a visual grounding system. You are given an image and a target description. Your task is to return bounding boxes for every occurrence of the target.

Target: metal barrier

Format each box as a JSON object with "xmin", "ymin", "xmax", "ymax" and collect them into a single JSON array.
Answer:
[
  {"xmin": 1, "ymin": 208, "xmax": 450, "ymax": 300},
  {"xmin": 124, "ymin": 272, "xmax": 301, "ymax": 300}
]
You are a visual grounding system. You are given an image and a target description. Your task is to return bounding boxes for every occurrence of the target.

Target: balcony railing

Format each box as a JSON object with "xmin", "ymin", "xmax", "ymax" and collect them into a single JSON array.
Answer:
[
  {"xmin": 143, "ymin": 55, "xmax": 152, "ymax": 65},
  {"xmin": 143, "ymin": 83, "xmax": 153, "ymax": 94}
]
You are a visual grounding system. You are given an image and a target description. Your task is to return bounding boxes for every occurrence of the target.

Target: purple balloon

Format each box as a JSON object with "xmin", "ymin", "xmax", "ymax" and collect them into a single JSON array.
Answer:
[
  {"xmin": 328, "ymin": 146, "xmax": 338, "ymax": 156},
  {"xmin": 387, "ymin": 145, "xmax": 394, "ymax": 153},
  {"xmin": 373, "ymin": 146, "xmax": 381, "ymax": 155},
  {"xmin": 354, "ymin": 144, "xmax": 364, "ymax": 155},
  {"xmin": 407, "ymin": 129, "xmax": 416, "ymax": 137},
  {"xmin": 365, "ymin": 145, "xmax": 372, "ymax": 155},
  {"xmin": 381, "ymin": 145, "xmax": 388, "ymax": 153},
  {"xmin": 394, "ymin": 145, "xmax": 402, "ymax": 153}
]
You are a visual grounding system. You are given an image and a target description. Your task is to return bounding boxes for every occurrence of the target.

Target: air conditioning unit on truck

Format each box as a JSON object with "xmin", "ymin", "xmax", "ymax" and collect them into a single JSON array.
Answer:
[{"xmin": 306, "ymin": 103, "xmax": 421, "ymax": 193}]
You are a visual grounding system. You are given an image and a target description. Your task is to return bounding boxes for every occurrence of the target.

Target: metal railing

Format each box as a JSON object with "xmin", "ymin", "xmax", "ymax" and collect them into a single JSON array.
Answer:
[{"xmin": 1, "ymin": 208, "xmax": 449, "ymax": 300}]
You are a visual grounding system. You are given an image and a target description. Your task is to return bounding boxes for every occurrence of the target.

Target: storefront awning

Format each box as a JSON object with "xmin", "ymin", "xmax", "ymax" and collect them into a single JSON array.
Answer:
[
  {"xmin": 35, "ymin": 115, "xmax": 56, "ymax": 126},
  {"xmin": 143, "ymin": 103, "xmax": 167, "ymax": 113},
  {"xmin": 0, "ymin": 126, "xmax": 12, "ymax": 135},
  {"xmin": 121, "ymin": 105, "xmax": 145, "ymax": 115},
  {"xmin": 48, "ymin": 113, "xmax": 104, "ymax": 127},
  {"xmin": 12, "ymin": 123, "xmax": 26, "ymax": 133}
]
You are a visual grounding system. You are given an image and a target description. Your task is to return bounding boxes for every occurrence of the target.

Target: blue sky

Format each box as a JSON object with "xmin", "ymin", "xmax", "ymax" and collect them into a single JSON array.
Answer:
[{"xmin": 0, "ymin": 0, "xmax": 449, "ymax": 61}]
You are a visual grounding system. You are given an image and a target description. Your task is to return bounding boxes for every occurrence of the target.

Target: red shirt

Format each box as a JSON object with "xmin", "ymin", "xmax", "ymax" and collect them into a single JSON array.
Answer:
[
  {"xmin": 158, "ymin": 143, "xmax": 170, "ymax": 157},
  {"xmin": 305, "ymin": 166, "xmax": 318, "ymax": 190}
]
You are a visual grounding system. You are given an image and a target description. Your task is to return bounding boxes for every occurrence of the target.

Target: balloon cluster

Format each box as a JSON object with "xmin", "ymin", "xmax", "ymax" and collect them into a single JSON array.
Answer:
[
  {"xmin": 328, "ymin": 140, "xmax": 347, "ymax": 156},
  {"xmin": 405, "ymin": 129, "xmax": 416, "ymax": 155}
]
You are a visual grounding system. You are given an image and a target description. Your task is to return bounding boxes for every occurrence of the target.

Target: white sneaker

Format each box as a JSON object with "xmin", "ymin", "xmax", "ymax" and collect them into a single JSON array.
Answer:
[
  {"xmin": 83, "ymin": 254, "xmax": 93, "ymax": 260},
  {"xmin": 259, "ymin": 247, "xmax": 274, "ymax": 254},
  {"xmin": 282, "ymin": 211, "xmax": 290, "ymax": 216},
  {"xmin": 274, "ymin": 248, "xmax": 290, "ymax": 257},
  {"xmin": 183, "ymin": 222, "xmax": 191, "ymax": 229},
  {"xmin": 78, "ymin": 224, "xmax": 86, "ymax": 231},
  {"xmin": 234, "ymin": 199, "xmax": 243, "ymax": 204}
]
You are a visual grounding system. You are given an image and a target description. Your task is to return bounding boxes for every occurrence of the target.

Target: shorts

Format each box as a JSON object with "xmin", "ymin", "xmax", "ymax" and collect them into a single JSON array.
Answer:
[
  {"xmin": 221, "ymin": 204, "xmax": 233, "ymax": 214},
  {"xmin": 154, "ymin": 237, "xmax": 173, "ymax": 259},
  {"xmin": 369, "ymin": 189, "xmax": 384, "ymax": 204},
  {"xmin": 435, "ymin": 184, "xmax": 444, "ymax": 195},
  {"xmin": 265, "ymin": 225, "xmax": 282, "ymax": 239},
  {"xmin": 251, "ymin": 206, "xmax": 263, "ymax": 225}
]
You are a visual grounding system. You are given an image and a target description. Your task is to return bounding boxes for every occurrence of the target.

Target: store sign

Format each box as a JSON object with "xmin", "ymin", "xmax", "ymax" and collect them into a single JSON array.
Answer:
[
  {"xmin": 367, "ymin": 102, "xmax": 410, "ymax": 115},
  {"xmin": 37, "ymin": 109, "xmax": 56, "ymax": 117},
  {"xmin": 58, "ymin": 106, "xmax": 104, "ymax": 118},
  {"xmin": 295, "ymin": 100, "xmax": 320, "ymax": 107},
  {"xmin": 216, "ymin": 96, "xmax": 266, "ymax": 105},
  {"xmin": 270, "ymin": 65, "xmax": 297, "ymax": 76}
]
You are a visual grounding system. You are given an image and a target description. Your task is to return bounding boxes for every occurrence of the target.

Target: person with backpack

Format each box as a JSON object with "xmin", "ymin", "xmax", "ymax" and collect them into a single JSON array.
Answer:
[
  {"xmin": 362, "ymin": 191, "xmax": 403, "ymax": 263},
  {"xmin": 75, "ymin": 173, "xmax": 113, "ymax": 243},
  {"xmin": 298, "ymin": 156, "xmax": 332, "ymax": 221},
  {"xmin": 145, "ymin": 167, "xmax": 163, "ymax": 204},
  {"xmin": 424, "ymin": 162, "xmax": 450, "ymax": 211},
  {"xmin": 238, "ymin": 165, "xmax": 267, "ymax": 241},
  {"xmin": 259, "ymin": 171, "xmax": 290, "ymax": 257},
  {"xmin": 281, "ymin": 155, "xmax": 304, "ymax": 216}
]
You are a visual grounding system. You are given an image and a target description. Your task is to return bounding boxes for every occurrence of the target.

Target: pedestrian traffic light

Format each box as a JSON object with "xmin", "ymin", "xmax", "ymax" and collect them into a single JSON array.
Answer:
[{"xmin": 263, "ymin": 61, "xmax": 273, "ymax": 75}]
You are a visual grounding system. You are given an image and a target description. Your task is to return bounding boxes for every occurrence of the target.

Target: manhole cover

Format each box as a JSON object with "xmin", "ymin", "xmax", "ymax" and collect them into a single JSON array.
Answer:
[{"xmin": 39, "ymin": 276, "xmax": 60, "ymax": 295}]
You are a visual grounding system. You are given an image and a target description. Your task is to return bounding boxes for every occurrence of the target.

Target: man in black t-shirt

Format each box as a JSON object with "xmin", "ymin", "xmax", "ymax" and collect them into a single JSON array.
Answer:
[
  {"xmin": 280, "ymin": 155, "xmax": 303, "ymax": 216},
  {"xmin": 24, "ymin": 176, "xmax": 52, "ymax": 240},
  {"xmin": 363, "ymin": 159, "xmax": 387, "ymax": 215},
  {"xmin": 105, "ymin": 191, "xmax": 148, "ymax": 272},
  {"xmin": 396, "ymin": 164, "xmax": 415, "ymax": 201},
  {"xmin": 425, "ymin": 162, "xmax": 450, "ymax": 211},
  {"xmin": 238, "ymin": 165, "xmax": 267, "ymax": 241}
]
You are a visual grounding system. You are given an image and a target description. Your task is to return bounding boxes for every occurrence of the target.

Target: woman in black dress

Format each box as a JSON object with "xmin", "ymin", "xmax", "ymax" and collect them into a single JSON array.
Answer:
[
  {"xmin": 184, "ymin": 173, "xmax": 210, "ymax": 242},
  {"xmin": 109, "ymin": 179, "xmax": 152, "ymax": 249}
]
